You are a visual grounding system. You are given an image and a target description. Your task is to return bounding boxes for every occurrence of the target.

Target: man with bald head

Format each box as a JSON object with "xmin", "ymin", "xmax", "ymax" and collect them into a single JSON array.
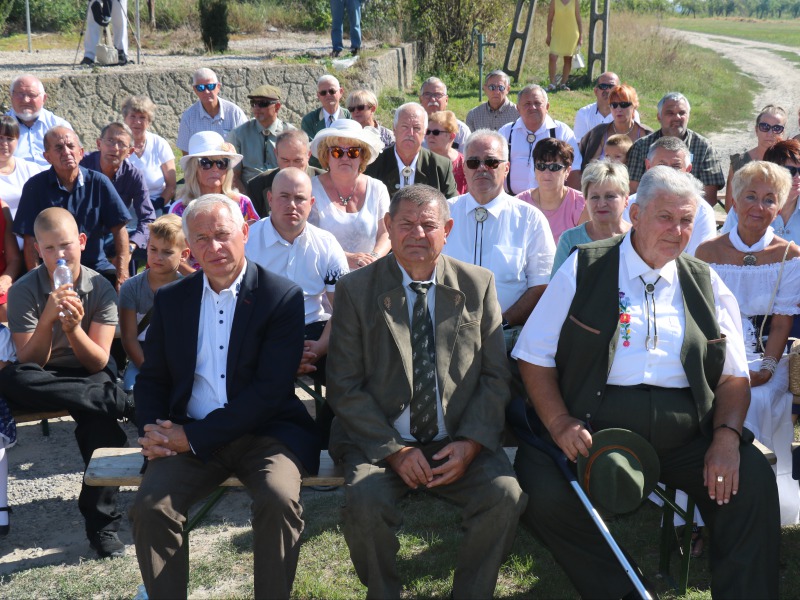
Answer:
[
  {"xmin": 419, "ymin": 77, "xmax": 471, "ymax": 151},
  {"xmin": 0, "ymin": 207, "xmax": 134, "ymax": 558},
  {"xmin": 6, "ymin": 75, "xmax": 72, "ymax": 166},
  {"xmin": 15, "ymin": 126, "xmax": 132, "ymax": 289},
  {"xmin": 572, "ymin": 72, "xmax": 640, "ymax": 140}
]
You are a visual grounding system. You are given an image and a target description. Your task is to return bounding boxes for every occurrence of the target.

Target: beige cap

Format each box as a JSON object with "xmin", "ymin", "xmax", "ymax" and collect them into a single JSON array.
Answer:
[{"xmin": 247, "ymin": 84, "xmax": 281, "ymax": 101}]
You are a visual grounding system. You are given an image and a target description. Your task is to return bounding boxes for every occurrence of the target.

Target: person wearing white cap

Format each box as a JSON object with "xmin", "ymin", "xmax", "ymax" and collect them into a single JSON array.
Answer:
[
  {"xmin": 171, "ymin": 131, "xmax": 258, "ymax": 271},
  {"xmin": 227, "ymin": 84, "xmax": 297, "ymax": 195},
  {"xmin": 308, "ymin": 119, "xmax": 389, "ymax": 270}
]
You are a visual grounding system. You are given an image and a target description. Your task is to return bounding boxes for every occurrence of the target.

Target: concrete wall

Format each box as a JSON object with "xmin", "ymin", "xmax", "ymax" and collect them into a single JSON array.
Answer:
[{"xmin": 0, "ymin": 43, "xmax": 417, "ymax": 146}]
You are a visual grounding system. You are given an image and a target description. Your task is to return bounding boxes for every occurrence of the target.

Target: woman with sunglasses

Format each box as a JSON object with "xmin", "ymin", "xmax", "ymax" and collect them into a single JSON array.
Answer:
[
  {"xmin": 346, "ymin": 90, "xmax": 394, "ymax": 148},
  {"xmin": 0, "ymin": 115, "xmax": 45, "ymax": 220},
  {"xmin": 696, "ymin": 160, "xmax": 800, "ymax": 526},
  {"xmin": 516, "ymin": 138, "xmax": 587, "ymax": 243},
  {"xmin": 425, "ymin": 111, "xmax": 467, "ymax": 194},
  {"xmin": 724, "ymin": 105, "xmax": 788, "ymax": 211},
  {"xmin": 309, "ymin": 120, "xmax": 389, "ymax": 269},
  {"xmin": 121, "ymin": 95, "xmax": 177, "ymax": 213},
  {"xmin": 578, "ymin": 84, "xmax": 652, "ymax": 168}
]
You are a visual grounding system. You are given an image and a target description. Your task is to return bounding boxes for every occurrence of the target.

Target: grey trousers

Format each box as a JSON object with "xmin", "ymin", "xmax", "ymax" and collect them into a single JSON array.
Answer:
[
  {"xmin": 340, "ymin": 439, "xmax": 528, "ymax": 600},
  {"xmin": 130, "ymin": 434, "xmax": 306, "ymax": 600},
  {"xmin": 515, "ymin": 385, "xmax": 781, "ymax": 599}
]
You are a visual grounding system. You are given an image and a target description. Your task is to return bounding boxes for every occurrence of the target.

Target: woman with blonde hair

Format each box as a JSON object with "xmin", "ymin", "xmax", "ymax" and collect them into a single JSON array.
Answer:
[
  {"xmin": 346, "ymin": 89, "xmax": 394, "ymax": 148},
  {"xmin": 425, "ymin": 111, "xmax": 467, "ymax": 194}
]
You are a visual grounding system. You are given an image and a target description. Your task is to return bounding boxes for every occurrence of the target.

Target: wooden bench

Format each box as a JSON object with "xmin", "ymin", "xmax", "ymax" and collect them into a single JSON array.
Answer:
[{"xmin": 12, "ymin": 409, "xmax": 71, "ymax": 436}]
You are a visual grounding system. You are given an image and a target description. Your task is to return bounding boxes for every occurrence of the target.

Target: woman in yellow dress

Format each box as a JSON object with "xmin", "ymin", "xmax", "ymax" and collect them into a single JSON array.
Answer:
[{"xmin": 546, "ymin": 0, "xmax": 582, "ymax": 92}]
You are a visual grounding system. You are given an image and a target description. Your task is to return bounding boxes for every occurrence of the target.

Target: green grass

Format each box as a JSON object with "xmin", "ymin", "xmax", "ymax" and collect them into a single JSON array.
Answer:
[
  {"xmin": 663, "ymin": 17, "xmax": 800, "ymax": 48},
  {"xmin": 771, "ymin": 49, "xmax": 800, "ymax": 67}
]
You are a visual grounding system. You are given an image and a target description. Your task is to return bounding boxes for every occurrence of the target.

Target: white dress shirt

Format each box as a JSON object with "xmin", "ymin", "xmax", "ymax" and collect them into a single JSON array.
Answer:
[
  {"xmin": 394, "ymin": 149, "xmax": 420, "ymax": 188},
  {"xmin": 245, "ymin": 218, "xmax": 349, "ymax": 324},
  {"xmin": 187, "ymin": 262, "xmax": 247, "ymax": 420},
  {"xmin": 7, "ymin": 108, "xmax": 72, "ymax": 167},
  {"xmin": 444, "ymin": 192, "xmax": 555, "ymax": 312},
  {"xmin": 512, "ymin": 234, "xmax": 748, "ymax": 386},
  {"xmin": 392, "ymin": 260, "xmax": 448, "ymax": 442},
  {"xmin": 498, "ymin": 115, "xmax": 582, "ymax": 195}
]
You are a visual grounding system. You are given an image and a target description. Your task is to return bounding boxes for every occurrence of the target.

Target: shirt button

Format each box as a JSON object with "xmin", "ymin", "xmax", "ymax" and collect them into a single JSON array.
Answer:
[
  {"xmin": 219, "ymin": 320, "xmax": 223, "ymax": 324},
  {"xmin": 219, "ymin": 345, "xmax": 223, "ymax": 350},
  {"xmin": 219, "ymin": 310, "xmax": 223, "ymax": 314},
  {"xmin": 220, "ymin": 374, "xmax": 225, "ymax": 379}
]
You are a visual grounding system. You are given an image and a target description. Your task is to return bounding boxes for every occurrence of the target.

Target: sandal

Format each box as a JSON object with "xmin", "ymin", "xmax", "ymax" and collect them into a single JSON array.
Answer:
[
  {"xmin": 690, "ymin": 524, "xmax": 704, "ymax": 558},
  {"xmin": 0, "ymin": 506, "xmax": 11, "ymax": 537},
  {"xmin": 546, "ymin": 83, "xmax": 557, "ymax": 92},
  {"xmin": 557, "ymin": 83, "xmax": 571, "ymax": 91}
]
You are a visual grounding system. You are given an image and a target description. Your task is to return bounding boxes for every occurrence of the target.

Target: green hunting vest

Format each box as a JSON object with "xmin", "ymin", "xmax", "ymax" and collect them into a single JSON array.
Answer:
[{"xmin": 553, "ymin": 235, "xmax": 726, "ymax": 437}]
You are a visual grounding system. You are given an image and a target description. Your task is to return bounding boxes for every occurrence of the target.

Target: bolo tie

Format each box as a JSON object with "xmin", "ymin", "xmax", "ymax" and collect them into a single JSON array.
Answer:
[
  {"xmin": 473, "ymin": 207, "xmax": 488, "ymax": 266},
  {"xmin": 525, "ymin": 132, "xmax": 536, "ymax": 165},
  {"xmin": 402, "ymin": 166, "xmax": 413, "ymax": 188},
  {"xmin": 639, "ymin": 275, "xmax": 662, "ymax": 350}
]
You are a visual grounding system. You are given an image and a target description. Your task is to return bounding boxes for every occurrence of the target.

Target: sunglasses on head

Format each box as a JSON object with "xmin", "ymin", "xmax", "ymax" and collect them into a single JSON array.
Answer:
[
  {"xmin": 250, "ymin": 99, "xmax": 277, "ymax": 108},
  {"xmin": 425, "ymin": 129, "xmax": 446, "ymax": 136},
  {"xmin": 318, "ymin": 88, "xmax": 339, "ymax": 96},
  {"xmin": 198, "ymin": 157, "xmax": 230, "ymax": 170},
  {"xmin": 535, "ymin": 162, "xmax": 566, "ymax": 172},
  {"xmin": 328, "ymin": 146, "xmax": 362, "ymax": 159},
  {"xmin": 487, "ymin": 84, "xmax": 506, "ymax": 92},
  {"xmin": 465, "ymin": 158, "xmax": 505, "ymax": 170},
  {"xmin": 757, "ymin": 122, "xmax": 785, "ymax": 134},
  {"xmin": 610, "ymin": 102, "xmax": 633, "ymax": 109},
  {"xmin": 194, "ymin": 83, "xmax": 218, "ymax": 92},
  {"xmin": 348, "ymin": 104, "xmax": 372, "ymax": 112},
  {"xmin": 785, "ymin": 165, "xmax": 800, "ymax": 177},
  {"xmin": 596, "ymin": 83, "xmax": 615, "ymax": 90}
]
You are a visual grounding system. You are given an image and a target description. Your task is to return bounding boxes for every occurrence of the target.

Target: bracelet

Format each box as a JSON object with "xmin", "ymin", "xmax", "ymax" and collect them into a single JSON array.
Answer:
[
  {"xmin": 760, "ymin": 355, "xmax": 778, "ymax": 375},
  {"xmin": 369, "ymin": 251, "xmax": 379, "ymax": 258},
  {"xmin": 714, "ymin": 423, "xmax": 742, "ymax": 440}
]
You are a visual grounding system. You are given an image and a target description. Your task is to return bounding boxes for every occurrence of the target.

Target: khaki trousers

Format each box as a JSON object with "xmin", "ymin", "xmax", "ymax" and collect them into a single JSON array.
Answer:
[
  {"xmin": 130, "ymin": 434, "xmax": 306, "ymax": 600},
  {"xmin": 340, "ymin": 439, "xmax": 527, "ymax": 600}
]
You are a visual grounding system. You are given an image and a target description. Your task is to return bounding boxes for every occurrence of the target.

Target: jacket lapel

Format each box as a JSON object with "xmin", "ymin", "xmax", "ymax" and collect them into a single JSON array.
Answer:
[
  {"xmin": 433, "ymin": 257, "xmax": 465, "ymax": 404},
  {"xmin": 226, "ymin": 262, "xmax": 258, "ymax": 388},
  {"xmin": 415, "ymin": 150, "xmax": 431, "ymax": 185},
  {"xmin": 378, "ymin": 260, "xmax": 414, "ymax": 387}
]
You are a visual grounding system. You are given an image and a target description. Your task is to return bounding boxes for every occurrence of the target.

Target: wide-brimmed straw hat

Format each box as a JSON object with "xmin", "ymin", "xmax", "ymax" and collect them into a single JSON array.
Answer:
[
  {"xmin": 180, "ymin": 131, "xmax": 243, "ymax": 170},
  {"xmin": 310, "ymin": 119, "xmax": 384, "ymax": 164},
  {"xmin": 577, "ymin": 428, "xmax": 660, "ymax": 515}
]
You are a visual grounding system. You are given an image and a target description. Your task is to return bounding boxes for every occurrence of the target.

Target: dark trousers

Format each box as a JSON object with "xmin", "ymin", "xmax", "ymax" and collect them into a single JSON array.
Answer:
[
  {"xmin": 130, "ymin": 435, "xmax": 306, "ymax": 600},
  {"xmin": 0, "ymin": 362, "xmax": 129, "ymax": 534},
  {"xmin": 514, "ymin": 385, "xmax": 780, "ymax": 599}
]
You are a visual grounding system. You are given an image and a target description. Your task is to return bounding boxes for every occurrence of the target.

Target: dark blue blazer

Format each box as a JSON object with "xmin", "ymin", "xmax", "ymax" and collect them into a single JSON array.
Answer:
[{"xmin": 135, "ymin": 261, "xmax": 321, "ymax": 474}]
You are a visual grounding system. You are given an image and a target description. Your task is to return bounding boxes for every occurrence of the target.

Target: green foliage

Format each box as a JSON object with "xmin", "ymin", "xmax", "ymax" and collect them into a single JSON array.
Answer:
[
  {"xmin": 199, "ymin": 0, "xmax": 229, "ymax": 52},
  {"xmin": 6, "ymin": 0, "xmax": 84, "ymax": 33},
  {"xmin": 155, "ymin": 0, "xmax": 198, "ymax": 29},
  {"xmin": 0, "ymin": 0, "xmax": 13, "ymax": 34},
  {"xmin": 291, "ymin": 0, "xmax": 331, "ymax": 31}
]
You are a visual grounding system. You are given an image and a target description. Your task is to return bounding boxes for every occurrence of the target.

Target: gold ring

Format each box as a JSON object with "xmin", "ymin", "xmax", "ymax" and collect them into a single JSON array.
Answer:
[{"xmin": 716, "ymin": 475, "xmax": 724, "ymax": 483}]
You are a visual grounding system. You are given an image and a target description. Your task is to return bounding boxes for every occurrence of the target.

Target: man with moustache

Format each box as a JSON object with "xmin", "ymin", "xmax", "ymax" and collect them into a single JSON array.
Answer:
[{"xmin": 419, "ymin": 77, "xmax": 471, "ymax": 151}]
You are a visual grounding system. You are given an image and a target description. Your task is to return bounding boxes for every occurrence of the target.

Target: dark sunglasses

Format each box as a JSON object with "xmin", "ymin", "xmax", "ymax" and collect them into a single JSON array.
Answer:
[
  {"xmin": 329, "ymin": 146, "xmax": 362, "ymax": 159},
  {"xmin": 757, "ymin": 122, "xmax": 785, "ymax": 134},
  {"xmin": 198, "ymin": 157, "xmax": 230, "ymax": 170},
  {"xmin": 250, "ymin": 99, "xmax": 277, "ymax": 108},
  {"xmin": 348, "ymin": 104, "xmax": 372, "ymax": 112},
  {"xmin": 610, "ymin": 102, "xmax": 633, "ymax": 109},
  {"xmin": 487, "ymin": 84, "xmax": 506, "ymax": 92},
  {"xmin": 465, "ymin": 158, "xmax": 505, "ymax": 170},
  {"xmin": 596, "ymin": 83, "xmax": 615, "ymax": 90},
  {"xmin": 194, "ymin": 83, "xmax": 218, "ymax": 92},
  {"xmin": 425, "ymin": 129, "xmax": 446, "ymax": 136},
  {"xmin": 785, "ymin": 165, "xmax": 800, "ymax": 177},
  {"xmin": 318, "ymin": 88, "xmax": 339, "ymax": 96},
  {"xmin": 535, "ymin": 162, "xmax": 566, "ymax": 172}
]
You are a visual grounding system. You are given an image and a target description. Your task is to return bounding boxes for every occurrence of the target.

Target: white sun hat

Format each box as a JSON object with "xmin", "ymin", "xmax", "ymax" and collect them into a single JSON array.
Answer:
[
  {"xmin": 180, "ymin": 131, "xmax": 243, "ymax": 170},
  {"xmin": 310, "ymin": 119, "xmax": 385, "ymax": 165}
]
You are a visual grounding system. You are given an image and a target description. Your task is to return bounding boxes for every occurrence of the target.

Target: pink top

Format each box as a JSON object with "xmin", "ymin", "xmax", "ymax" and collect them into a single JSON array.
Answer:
[
  {"xmin": 516, "ymin": 186, "xmax": 585, "ymax": 243},
  {"xmin": 452, "ymin": 153, "xmax": 468, "ymax": 195}
]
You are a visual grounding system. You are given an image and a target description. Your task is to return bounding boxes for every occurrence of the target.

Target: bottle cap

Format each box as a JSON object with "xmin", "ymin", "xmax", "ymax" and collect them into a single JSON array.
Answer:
[{"xmin": 56, "ymin": 259, "xmax": 67, "ymax": 266}]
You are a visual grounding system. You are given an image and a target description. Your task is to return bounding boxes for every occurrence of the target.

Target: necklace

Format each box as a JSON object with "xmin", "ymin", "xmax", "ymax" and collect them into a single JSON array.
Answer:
[
  {"xmin": 611, "ymin": 121, "xmax": 635, "ymax": 136},
  {"xmin": 331, "ymin": 178, "xmax": 357, "ymax": 206},
  {"xmin": 729, "ymin": 226, "xmax": 774, "ymax": 266}
]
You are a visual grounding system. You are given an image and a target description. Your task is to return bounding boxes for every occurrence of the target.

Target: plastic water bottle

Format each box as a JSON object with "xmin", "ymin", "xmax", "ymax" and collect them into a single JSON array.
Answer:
[{"xmin": 53, "ymin": 259, "xmax": 73, "ymax": 290}]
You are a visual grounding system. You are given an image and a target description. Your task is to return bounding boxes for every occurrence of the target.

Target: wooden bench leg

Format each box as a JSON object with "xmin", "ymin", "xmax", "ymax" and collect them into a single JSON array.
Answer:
[
  {"xmin": 182, "ymin": 487, "xmax": 229, "ymax": 590},
  {"xmin": 40, "ymin": 419, "xmax": 50, "ymax": 437}
]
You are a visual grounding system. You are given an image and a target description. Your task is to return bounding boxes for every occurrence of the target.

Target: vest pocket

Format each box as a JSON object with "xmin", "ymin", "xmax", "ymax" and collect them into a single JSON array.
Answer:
[{"xmin": 568, "ymin": 314, "xmax": 601, "ymax": 335}]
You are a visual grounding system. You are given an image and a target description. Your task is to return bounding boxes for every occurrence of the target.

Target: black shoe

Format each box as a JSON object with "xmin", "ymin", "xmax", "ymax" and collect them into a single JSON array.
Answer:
[
  {"xmin": 88, "ymin": 530, "xmax": 125, "ymax": 558},
  {"xmin": 330, "ymin": 49, "xmax": 341, "ymax": 58},
  {"xmin": 79, "ymin": 57, "xmax": 94, "ymax": 66},
  {"xmin": 122, "ymin": 389, "xmax": 136, "ymax": 425},
  {"xmin": 117, "ymin": 50, "xmax": 128, "ymax": 66},
  {"xmin": 0, "ymin": 507, "xmax": 11, "ymax": 537},
  {"xmin": 351, "ymin": 48, "xmax": 360, "ymax": 56}
]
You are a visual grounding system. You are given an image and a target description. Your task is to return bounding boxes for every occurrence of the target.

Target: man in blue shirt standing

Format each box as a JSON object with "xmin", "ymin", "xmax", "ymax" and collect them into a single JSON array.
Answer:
[{"xmin": 14, "ymin": 126, "xmax": 132, "ymax": 290}]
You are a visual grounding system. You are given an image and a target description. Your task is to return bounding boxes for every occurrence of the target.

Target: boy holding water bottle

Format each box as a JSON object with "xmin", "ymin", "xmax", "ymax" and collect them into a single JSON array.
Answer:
[{"xmin": 0, "ymin": 207, "xmax": 134, "ymax": 558}]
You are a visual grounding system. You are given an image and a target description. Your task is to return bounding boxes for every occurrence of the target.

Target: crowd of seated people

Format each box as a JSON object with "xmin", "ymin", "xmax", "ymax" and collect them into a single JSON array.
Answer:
[{"xmin": 0, "ymin": 65, "xmax": 798, "ymax": 600}]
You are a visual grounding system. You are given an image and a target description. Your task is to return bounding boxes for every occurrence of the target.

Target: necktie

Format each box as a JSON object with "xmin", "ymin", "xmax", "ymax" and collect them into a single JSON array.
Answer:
[
  {"xmin": 263, "ymin": 130, "xmax": 276, "ymax": 168},
  {"xmin": 327, "ymin": 114, "xmax": 334, "ymax": 127},
  {"xmin": 409, "ymin": 282, "xmax": 438, "ymax": 444}
]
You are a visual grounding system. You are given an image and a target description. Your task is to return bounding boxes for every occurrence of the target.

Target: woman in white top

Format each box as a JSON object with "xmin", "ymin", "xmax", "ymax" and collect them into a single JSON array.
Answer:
[
  {"xmin": 309, "ymin": 119, "xmax": 390, "ymax": 270},
  {"xmin": 0, "ymin": 115, "xmax": 44, "ymax": 219},
  {"xmin": 696, "ymin": 161, "xmax": 800, "ymax": 526},
  {"xmin": 122, "ymin": 95, "xmax": 177, "ymax": 210}
]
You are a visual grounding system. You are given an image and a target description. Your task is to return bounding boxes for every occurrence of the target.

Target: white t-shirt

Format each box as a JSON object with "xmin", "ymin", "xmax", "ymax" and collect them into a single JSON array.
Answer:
[
  {"xmin": 128, "ymin": 131, "xmax": 175, "ymax": 199},
  {"xmin": 0, "ymin": 159, "xmax": 45, "ymax": 218}
]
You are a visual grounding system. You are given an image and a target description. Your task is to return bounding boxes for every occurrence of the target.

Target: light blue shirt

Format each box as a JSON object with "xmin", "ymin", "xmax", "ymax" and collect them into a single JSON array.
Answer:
[{"xmin": 7, "ymin": 108, "xmax": 72, "ymax": 167}]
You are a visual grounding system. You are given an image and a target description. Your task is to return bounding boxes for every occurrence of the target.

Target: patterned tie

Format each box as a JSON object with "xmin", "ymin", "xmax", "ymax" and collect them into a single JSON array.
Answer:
[
  {"xmin": 409, "ymin": 282, "xmax": 438, "ymax": 444},
  {"xmin": 263, "ymin": 130, "xmax": 276, "ymax": 168},
  {"xmin": 327, "ymin": 114, "xmax": 334, "ymax": 127}
]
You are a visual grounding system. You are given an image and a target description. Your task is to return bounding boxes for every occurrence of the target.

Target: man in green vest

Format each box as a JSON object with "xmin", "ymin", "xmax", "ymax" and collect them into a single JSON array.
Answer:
[{"xmin": 511, "ymin": 166, "xmax": 779, "ymax": 598}]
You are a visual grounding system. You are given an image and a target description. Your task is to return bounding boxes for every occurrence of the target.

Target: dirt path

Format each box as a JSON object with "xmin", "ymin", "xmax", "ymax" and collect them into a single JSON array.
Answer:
[{"xmin": 665, "ymin": 29, "xmax": 800, "ymax": 176}]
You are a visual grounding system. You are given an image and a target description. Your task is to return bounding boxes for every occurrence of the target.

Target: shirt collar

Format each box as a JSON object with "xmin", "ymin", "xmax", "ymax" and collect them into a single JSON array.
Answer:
[
  {"xmin": 201, "ymin": 100, "xmax": 224, "ymax": 120},
  {"xmin": 488, "ymin": 99, "xmax": 513, "ymax": 113},
  {"xmin": 621, "ymin": 231, "xmax": 677, "ymax": 285},
  {"xmin": 397, "ymin": 257, "xmax": 437, "ymax": 287},
  {"xmin": 515, "ymin": 114, "xmax": 556, "ymax": 134},
  {"xmin": 262, "ymin": 216, "xmax": 307, "ymax": 247},
  {"xmin": 322, "ymin": 108, "xmax": 340, "ymax": 121},
  {"xmin": 394, "ymin": 148, "xmax": 419, "ymax": 172},
  {"xmin": 262, "ymin": 119, "xmax": 282, "ymax": 136},
  {"xmin": 464, "ymin": 191, "xmax": 509, "ymax": 218},
  {"xmin": 201, "ymin": 259, "xmax": 247, "ymax": 300},
  {"xmin": 51, "ymin": 166, "xmax": 84, "ymax": 191}
]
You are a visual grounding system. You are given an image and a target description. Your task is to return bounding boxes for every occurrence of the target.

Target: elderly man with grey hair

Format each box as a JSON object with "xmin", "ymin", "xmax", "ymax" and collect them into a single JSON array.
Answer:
[
  {"xmin": 301, "ymin": 74, "xmax": 351, "ymax": 142},
  {"xmin": 466, "ymin": 70, "xmax": 520, "ymax": 132},
  {"xmin": 365, "ymin": 102, "xmax": 457, "ymax": 198},
  {"xmin": 6, "ymin": 75, "xmax": 72, "ymax": 166},
  {"xmin": 131, "ymin": 192, "xmax": 320, "ymax": 599},
  {"xmin": 627, "ymin": 92, "xmax": 725, "ymax": 206},
  {"xmin": 511, "ymin": 165, "xmax": 780, "ymax": 599},
  {"xmin": 419, "ymin": 77, "xmax": 471, "ymax": 150},
  {"xmin": 176, "ymin": 68, "xmax": 248, "ymax": 155},
  {"xmin": 497, "ymin": 84, "xmax": 582, "ymax": 195}
]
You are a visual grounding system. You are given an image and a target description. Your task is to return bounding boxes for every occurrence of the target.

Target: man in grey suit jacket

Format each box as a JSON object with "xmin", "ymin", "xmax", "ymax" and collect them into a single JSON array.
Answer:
[{"xmin": 327, "ymin": 184, "xmax": 527, "ymax": 599}]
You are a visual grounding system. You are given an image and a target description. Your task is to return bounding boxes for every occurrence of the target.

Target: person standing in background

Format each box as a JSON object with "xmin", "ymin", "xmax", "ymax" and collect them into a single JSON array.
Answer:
[
  {"xmin": 545, "ymin": 0, "xmax": 582, "ymax": 92},
  {"xmin": 330, "ymin": 0, "xmax": 362, "ymax": 57}
]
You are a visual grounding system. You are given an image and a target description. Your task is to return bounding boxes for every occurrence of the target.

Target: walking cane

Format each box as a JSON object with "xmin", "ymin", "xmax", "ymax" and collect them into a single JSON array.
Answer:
[
  {"xmin": 72, "ymin": 2, "xmax": 92, "ymax": 69},
  {"xmin": 506, "ymin": 396, "xmax": 654, "ymax": 600}
]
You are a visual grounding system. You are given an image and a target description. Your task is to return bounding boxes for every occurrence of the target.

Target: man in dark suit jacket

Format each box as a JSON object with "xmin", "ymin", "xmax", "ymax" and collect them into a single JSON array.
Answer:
[
  {"xmin": 300, "ymin": 74, "xmax": 351, "ymax": 142},
  {"xmin": 130, "ymin": 193, "xmax": 320, "ymax": 600},
  {"xmin": 365, "ymin": 102, "xmax": 458, "ymax": 198},
  {"xmin": 327, "ymin": 184, "xmax": 527, "ymax": 599}
]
